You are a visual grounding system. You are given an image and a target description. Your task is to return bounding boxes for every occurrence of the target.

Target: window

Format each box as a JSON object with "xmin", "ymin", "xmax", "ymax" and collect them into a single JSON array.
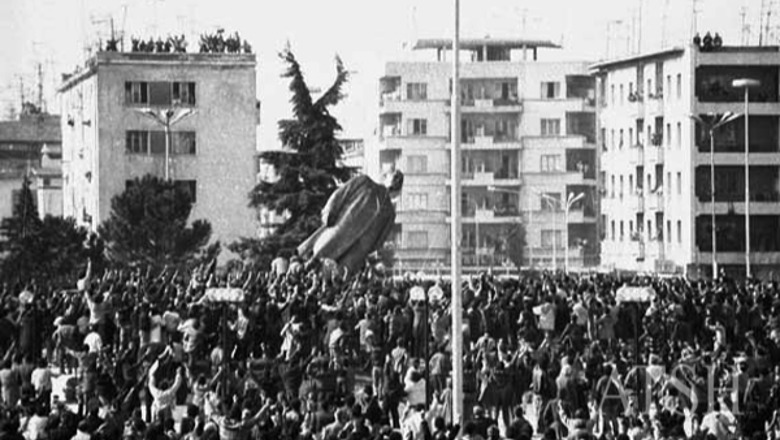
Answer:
[
  {"xmin": 629, "ymin": 175, "xmax": 634, "ymax": 195},
  {"xmin": 542, "ymin": 230, "xmax": 563, "ymax": 248},
  {"xmin": 619, "ymin": 84, "xmax": 624, "ymax": 103},
  {"xmin": 174, "ymin": 180, "xmax": 197, "ymax": 203},
  {"xmin": 406, "ymin": 83, "xmax": 427, "ymax": 101},
  {"xmin": 610, "ymin": 84, "xmax": 615, "ymax": 105},
  {"xmin": 610, "ymin": 129, "xmax": 615, "ymax": 150},
  {"xmin": 541, "ymin": 82, "xmax": 560, "ymax": 99},
  {"xmin": 647, "ymin": 220, "xmax": 652, "ymax": 241},
  {"xmin": 540, "ymin": 155, "xmax": 561, "ymax": 172},
  {"xmin": 666, "ymin": 123, "xmax": 671, "ymax": 147},
  {"xmin": 407, "ymin": 231, "xmax": 428, "ymax": 249},
  {"xmin": 676, "ymin": 74, "xmax": 682, "ymax": 99},
  {"xmin": 666, "ymin": 220, "xmax": 672, "ymax": 243},
  {"xmin": 540, "ymin": 193, "xmax": 561, "ymax": 211},
  {"xmin": 676, "ymin": 172, "xmax": 682, "ymax": 195},
  {"xmin": 619, "ymin": 175, "xmax": 624, "ymax": 198},
  {"xmin": 667, "ymin": 75, "xmax": 672, "ymax": 99},
  {"xmin": 677, "ymin": 220, "xmax": 682, "ymax": 243},
  {"xmin": 126, "ymin": 81, "xmax": 196, "ymax": 106},
  {"xmin": 611, "ymin": 175, "xmax": 616, "ymax": 198},
  {"xmin": 629, "ymin": 220, "xmax": 634, "ymax": 236},
  {"xmin": 126, "ymin": 130, "xmax": 149, "ymax": 154},
  {"xmin": 541, "ymin": 119, "xmax": 561, "ymax": 136},
  {"xmin": 610, "ymin": 221, "xmax": 615, "ymax": 241},
  {"xmin": 676, "ymin": 122, "xmax": 682, "ymax": 149},
  {"xmin": 407, "ymin": 193, "xmax": 428, "ymax": 210},
  {"xmin": 172, "ymin": 82, "xmax": 196, "ymax": 105},
  {"xmin": 408, "ymin": 119, "xmax": 427, "ymax": 136},
  {"xmin": 619, "ymin": 129, "xmax": 624, "ymax": 149},
  {"xmin": 667, "ymin": 172, "xmax": 672, "ymax": 196},
  {"xmin": 172, "ymin": 132, "xmax": 196, "ymax": 155},
  {"xmin": 647, "ymin": 79, "xmax": 652, "ymax": 97},
  {"xmin": 619, "ymin": 221, "xmax": 624, "ymax": 241},
  {"xmin": 128, "ymin": 130, "xmax": 196, "ymax": 155},
  {"xmin": 125, "ymin": 82, "xmax": 149, "ymax": 104},
  {"xmin": 629, "ymin": 128, "xmax": 634, "ymax": 147},
  {"xmin": 407, "ymin": 155, "xmax": 428, "ymax": 173},
  {"xmin": 149, "ymin": 82, "xmax": 172, "ymax": 106}
]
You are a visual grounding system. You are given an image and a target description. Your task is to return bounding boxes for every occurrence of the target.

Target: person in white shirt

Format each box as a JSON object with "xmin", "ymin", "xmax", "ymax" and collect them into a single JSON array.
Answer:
[
  {"xmin": 83, "ymin": 325, "xmax": 103, "ymax": 353},
  {"xmin": 30, "ymin": 358, "xmax": 52, "ymax": 408},
  {"xmin": 533, "ymin": 296, "xmax": 556, "ymax": 335},
  {"xmin": 148, "ymin": 348, "xmax": 184, "ymax": 420}
]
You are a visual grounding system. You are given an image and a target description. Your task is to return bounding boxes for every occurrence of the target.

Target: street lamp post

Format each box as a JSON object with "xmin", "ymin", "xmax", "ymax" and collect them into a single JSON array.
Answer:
[
  {"xmin": 539, "ymin": 194, "xmax": 560, "ymax": 272},
  {"xmin": 135, "ymin": 107, "xmax": 196, "ymax": 181},
  {"xmin": 464, "ymin": 197, "xmax": 481, "ymax": 268},
  {"xmin": 563, "ymin": 192, "xmax": 586, "ymax": 273},
  {"xmin": 689, "ymin": 112, "xmax": 740, "ymax": 278},
  {"xmin": 732, "ymin": 78, "xmax": 761, "ymax": 279}
]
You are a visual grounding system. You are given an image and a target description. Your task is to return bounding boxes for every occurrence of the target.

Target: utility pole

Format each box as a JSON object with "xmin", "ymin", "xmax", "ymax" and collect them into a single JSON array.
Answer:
[
  {"xmin": 37, "ymin": 63, "xmax": 44, "ymax": 112},
  {"xmin": 450, "ymin": 0, "xmax": 464, "ymax": 429}
]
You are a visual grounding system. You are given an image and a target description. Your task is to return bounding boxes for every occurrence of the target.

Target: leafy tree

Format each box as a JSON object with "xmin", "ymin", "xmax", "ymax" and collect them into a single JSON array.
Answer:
[
  {"xmin": 0, "ymin": 176, "xmax": 100, "ymax": 284},
  {"xmin": 231, "ymin": 46, "xmax": 354, "ymax": 265},
  {"xmin": 507, "ymin": 222, "xmax": 527, "ymax": 269},
  {"xmin": 99, "ymin": 174, "xmax": 214, "ymax": 268}
]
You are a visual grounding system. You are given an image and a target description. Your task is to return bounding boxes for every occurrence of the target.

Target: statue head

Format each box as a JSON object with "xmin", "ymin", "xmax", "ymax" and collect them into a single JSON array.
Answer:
[{"xmin": 384, "ymin": 170, "xmax": 404, "ymax": 197}]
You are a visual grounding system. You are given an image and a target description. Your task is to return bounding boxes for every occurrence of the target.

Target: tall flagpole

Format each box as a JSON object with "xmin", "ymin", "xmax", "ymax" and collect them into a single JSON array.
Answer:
[{"xmin": 450, "ymin": 0, "xmax": 464, "ymax": 429}]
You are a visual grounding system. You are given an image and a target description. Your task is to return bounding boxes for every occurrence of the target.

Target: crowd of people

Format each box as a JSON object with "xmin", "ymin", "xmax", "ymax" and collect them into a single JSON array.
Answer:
[{"xmin": 0, "ymin": 255, "xmax": 779, "ymax": 440}]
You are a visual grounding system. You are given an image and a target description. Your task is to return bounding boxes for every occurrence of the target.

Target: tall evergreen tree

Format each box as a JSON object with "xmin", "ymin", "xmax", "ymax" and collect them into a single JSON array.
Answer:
[
  {"xmin": 0, "ymin": 175, "xmax": 42, "ymax": 280},
  {"xmin": 99, "ymin": 174, "xmax": 214, "ymax": 268},
  {"xmin": 0, "ymin": 176, "xmax": 99, "ymax": 284},
  {"xmin": 232, "ymin": 46, "xmax": 354, "ymax": 265}
]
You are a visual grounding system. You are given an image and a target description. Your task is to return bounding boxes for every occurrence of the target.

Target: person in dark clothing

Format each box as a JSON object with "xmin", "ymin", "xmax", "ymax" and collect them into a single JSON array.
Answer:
[{"xmin": 506, "ymin": 405, "xmax": 534, "ymax": 440}]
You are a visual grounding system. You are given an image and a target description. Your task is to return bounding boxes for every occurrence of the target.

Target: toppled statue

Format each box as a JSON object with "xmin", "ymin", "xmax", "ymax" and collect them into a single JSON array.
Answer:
[{"xmin": 297, "ymin": 171, "xmax": 403, "ymax": 275}]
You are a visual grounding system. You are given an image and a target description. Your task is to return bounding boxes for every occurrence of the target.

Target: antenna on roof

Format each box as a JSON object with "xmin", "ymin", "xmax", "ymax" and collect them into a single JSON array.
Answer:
[
  {"xmin": 661, "ymin": 0, "xmax": 670, "ymax": 48},
  {"xmin": 741, "ymin": 6, "xmax": 751, "ymax": 45}
]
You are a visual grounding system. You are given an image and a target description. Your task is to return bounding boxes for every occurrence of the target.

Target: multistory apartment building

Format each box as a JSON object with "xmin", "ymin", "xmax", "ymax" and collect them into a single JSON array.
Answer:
[
  {"xmin": 594, "ymin": 43, "xmax": 780, "ymax": 278},
  {"xmin": 59, "ymin": 51, "xmax": 259, "ymax": 250},
  {"xmin": 378, "ymin": 38, "xmax": 598, "ymax": 274}
]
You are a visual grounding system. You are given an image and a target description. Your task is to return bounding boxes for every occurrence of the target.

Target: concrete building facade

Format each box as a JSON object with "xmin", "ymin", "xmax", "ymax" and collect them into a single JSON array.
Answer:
[
  {"xmin": 593, "ymin": 44, "xmax": 780, "ymax": 278},
  {"xmin": 59, "ymin": 52, "xmax": 259, "ymax": 249},
  {"xmin": 0, "ymin": 112, "xmax": 62, "ymax": 219},
  {"xmin": 377, "ymin": 38, "xmax": 598, "ymax": 274}
]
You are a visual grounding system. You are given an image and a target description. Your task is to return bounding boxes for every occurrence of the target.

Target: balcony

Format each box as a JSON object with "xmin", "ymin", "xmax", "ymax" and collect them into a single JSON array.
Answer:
[
  {"xmin": 461, "ymin": 134, "xmax": 521, "ymax": 149},
  {"xmin": 450, "ymin": 98, "xmax": 524, "ymax": 114},
  {"xmin": 379, "ymin": 124, "xmax": 402, "ymax": 140},
  {"xmin": 451, "ymin": 206, "xmax": 523, "ymax": 224},
  {"xmin": 458, "ymin": 170, "xmax": 522, "ymax": 187}
]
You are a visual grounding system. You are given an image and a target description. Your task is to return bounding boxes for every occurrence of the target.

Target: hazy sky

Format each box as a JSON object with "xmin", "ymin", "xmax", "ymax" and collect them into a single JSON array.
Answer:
[{"xmin": 0, "ymin": 0, "xmax": 760, "ymax": 150}]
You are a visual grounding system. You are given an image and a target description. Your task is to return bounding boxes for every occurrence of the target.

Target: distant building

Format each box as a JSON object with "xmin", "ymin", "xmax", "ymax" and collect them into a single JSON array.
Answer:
[
  {"xmin": 0, "ymin": 112, "xmax": 62, "ymax": 219},
  {"xmin": 592, "ymin": 43, "xmax": 780, "ymax": 278},
  {"xmin": 339, "ymin": 138, "xmax": 365, "ymax": 172},
  {"xmin": 377, "ymin": 38, "xmax": 598, "ymax": 274},
  {"xmin": 58, "ymin": 51, "xmax": 259, "ymax": 251},
  {"xmin": 254, "ymin": 138, "xmax": 367, "ymax": 241}
]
